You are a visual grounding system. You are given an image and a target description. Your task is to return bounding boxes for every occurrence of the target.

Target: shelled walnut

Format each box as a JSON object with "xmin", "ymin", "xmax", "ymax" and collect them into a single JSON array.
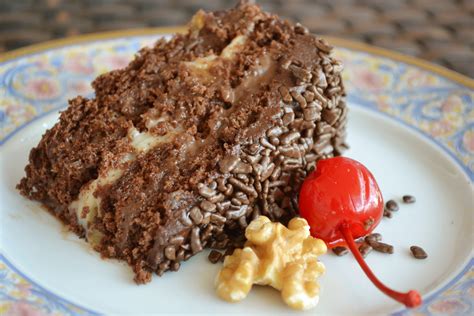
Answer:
[{"xmin": 215, "ymin": 216, "xmax": 327, "ymax": 310}]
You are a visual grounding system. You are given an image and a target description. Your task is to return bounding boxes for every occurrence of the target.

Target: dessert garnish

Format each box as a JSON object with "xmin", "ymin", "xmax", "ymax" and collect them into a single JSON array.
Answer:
[
  {"xmin": 215, "ymin": 216, "xmax": 326, "ymax": 310},
  {"xmin": 299, "ymin": 156, "xmax": 422, "ymax": 308}
]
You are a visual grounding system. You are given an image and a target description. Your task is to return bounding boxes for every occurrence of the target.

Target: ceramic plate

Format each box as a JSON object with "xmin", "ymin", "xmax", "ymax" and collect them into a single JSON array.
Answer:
[{"xmin": 1, "ymin": 29, "xmax": 473, "ymax": 316}]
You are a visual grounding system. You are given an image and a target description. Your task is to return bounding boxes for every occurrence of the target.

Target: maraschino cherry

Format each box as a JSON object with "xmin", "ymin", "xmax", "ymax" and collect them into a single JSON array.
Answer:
[{"xmin": 299, "ymin": 156, "xmax": 422, "ymax": 308}]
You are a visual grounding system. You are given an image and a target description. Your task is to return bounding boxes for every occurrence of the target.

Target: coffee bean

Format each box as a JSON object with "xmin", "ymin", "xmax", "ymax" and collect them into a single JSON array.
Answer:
[
  {"xmin": 332, "ymin": 246, "xmax": 348, "ymax": 256},
  {"xmin": 410, "ymin": 246, "xmax": 427, "ymax": 259},
  {"xmin": 359, "ymin": 243, "xmax": 373, "ymax": 258},
  {"xmin": 403, "ymin": 195, "xmax": 416, "ymax": 204},
  {"xmin": 385, "ymin": 200, "xmax": 399, "ymax": 212},
  {"xmin": 371, "ymin": 242, "xmax": 394, "ymax": 254},
  {"xmin": 208, "ymin": 250, "xmax": 223, "ymax": 264}
]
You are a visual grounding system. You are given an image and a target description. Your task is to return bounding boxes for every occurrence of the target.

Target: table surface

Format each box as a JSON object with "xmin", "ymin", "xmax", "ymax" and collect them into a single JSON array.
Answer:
[{"xmin": 1, "ymin": 0, "xmax": 473, "ymax": 78}]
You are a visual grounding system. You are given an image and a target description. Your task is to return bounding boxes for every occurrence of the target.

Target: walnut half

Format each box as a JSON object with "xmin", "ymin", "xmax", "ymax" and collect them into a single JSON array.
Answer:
[{"xmin": 215, "ymin": 216, "xmax": 327, "ymax": 310}]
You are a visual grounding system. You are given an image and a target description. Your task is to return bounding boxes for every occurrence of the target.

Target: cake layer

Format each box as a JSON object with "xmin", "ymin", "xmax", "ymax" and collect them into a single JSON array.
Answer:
[{"xmin": 18, "ymin": 1, "xmax": 347, "ymax": 283}]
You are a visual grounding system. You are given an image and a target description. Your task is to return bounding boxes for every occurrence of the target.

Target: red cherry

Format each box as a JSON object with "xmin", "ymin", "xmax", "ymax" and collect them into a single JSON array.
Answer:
[
  {"xmin": 299, "ymin": 157, "xmax": 422, "ymax": 308},
  {"xmin": 299, "ymin": 156, "xmax": 383, "ymax": 246}
]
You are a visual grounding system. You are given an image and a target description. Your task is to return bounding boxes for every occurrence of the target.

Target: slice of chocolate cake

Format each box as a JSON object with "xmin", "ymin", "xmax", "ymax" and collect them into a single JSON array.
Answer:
[{"xmin": 18, "ymin": 1, "xmax": 347, "ymax": 283}]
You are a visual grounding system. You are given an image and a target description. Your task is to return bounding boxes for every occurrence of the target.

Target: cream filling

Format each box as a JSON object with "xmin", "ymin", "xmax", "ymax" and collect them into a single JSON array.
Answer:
[
  {"xmin": 68, "ymin": 123, "xmax": 181, "ymax": 243},
  {"xmin": 184, "ymin": 35, "xmax": 247, "ymax": 74}
]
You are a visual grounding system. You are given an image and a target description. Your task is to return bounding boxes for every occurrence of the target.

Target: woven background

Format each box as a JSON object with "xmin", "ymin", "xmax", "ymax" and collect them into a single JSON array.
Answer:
[{"xmin": 1, "ymin": 0, "xmax": 473, "ymax": 78}]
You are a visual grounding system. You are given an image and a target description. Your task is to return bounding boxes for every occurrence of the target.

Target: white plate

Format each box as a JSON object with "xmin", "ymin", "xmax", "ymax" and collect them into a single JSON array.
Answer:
[
  {"xmin": 1, "ymin": 32, "xmax": 473, "ymax": 315},
  {"xmin": 1, "ymin": 104, "xmax": 472, "ymax": 315}
]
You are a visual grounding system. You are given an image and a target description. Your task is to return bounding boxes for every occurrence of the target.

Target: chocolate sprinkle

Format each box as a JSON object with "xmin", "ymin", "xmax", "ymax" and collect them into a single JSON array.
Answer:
[
  {"xmin": 385, "ymin": 200, "xmax": 399, "ymax": 212},
  {"xmin": 332, "ymin": 246, "xmax": 349, "ymax": 256},
  {"xmin": 208, "ymin": 250, "xmax": 223, "ymax": 264},
  {"xmin": 403, "ymin": 195, "xmax": 416, "ymax": 204},
  {"xmin": 410, "ymin": 246, "xmax": 427, "ymax": 259}
]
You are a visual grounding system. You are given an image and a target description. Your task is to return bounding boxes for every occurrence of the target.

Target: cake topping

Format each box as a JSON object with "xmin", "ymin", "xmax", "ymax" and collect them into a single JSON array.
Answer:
[
  {"xmin": 299, "ymin": 157, "xmax": 422, "ymax": 308},
  {"xmin": 215, "ymin": 216, "xmax": 326, "ymax": 310}
]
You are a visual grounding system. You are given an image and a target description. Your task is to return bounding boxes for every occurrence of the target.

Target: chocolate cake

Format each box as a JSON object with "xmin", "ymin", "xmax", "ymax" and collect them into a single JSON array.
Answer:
[{"xmin": 18, "ymin": 1, "xmax": 347, "ymax": 283}]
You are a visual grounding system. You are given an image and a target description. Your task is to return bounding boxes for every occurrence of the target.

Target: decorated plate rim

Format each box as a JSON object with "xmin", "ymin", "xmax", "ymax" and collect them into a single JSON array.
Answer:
[
  {"xmin": 0, "ymin": 28, "xmax": 472, "ymax": 316},
  {"xmin": 1, "ymin": 27, "xmax": 473, "ymax": 89}
]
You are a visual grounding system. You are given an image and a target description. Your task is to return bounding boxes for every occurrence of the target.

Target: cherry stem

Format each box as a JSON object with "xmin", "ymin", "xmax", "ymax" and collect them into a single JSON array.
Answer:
[{"xmin": 339, "ymin": 222, "xmax": 422, "ymax": 308}]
